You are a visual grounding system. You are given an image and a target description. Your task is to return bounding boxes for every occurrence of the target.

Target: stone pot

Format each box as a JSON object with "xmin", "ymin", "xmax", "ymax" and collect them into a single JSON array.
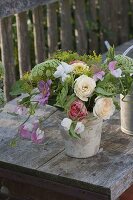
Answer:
[
  {"xmin": 120, "ymin": 94, "xmax": 133, "ymax": 135},
  {"xmin": 61, "ymin": 118, "xmax": 103, "ymax": 158}
]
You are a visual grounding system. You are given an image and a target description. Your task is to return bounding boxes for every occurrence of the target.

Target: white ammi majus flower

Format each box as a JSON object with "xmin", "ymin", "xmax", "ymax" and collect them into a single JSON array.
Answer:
[
  {"xmin": 53, "ymin": 62, "xmax": 73, "ymax": 82},
  {"xmin": 74, "ymin": 75, "xmax": 96, "ymax": 101},
  {"xmin": 93, "ymin": 97, "xmax": 115, "ymax": 120},
  {"xmin": 61, "ymin": 118, "xmax": 72, "ymax": 131}
]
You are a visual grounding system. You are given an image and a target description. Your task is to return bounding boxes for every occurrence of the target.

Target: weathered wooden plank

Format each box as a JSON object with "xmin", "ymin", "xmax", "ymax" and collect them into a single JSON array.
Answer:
[
  {"xmin": 0, "ymin": 17, "xmax": 16, "ymax": 101},
  {"xmin": 99, "ymin": 0, "xmax": 129, "ymax": 52},
  {"xmin": 0, "ymin": 168, "xmax": 109, "ymax": 200},
  {"xmin": 32, "ymin": 6, "xmax": 46, "ymax": 64},
  {"xmin": 47, "ymin": 2, "xmax": 58, "ymax": 56},
  {"xmin": 130, "ymin": 0, "xmax": 133, "ymax": 29},
  {"xmin": 60, "ymin": 0, "xmax": 73, "ymax": 51},
  {"xmin": 116, "ymin": 0, "xmax": 129, "ymax": 44},
  {"xmin": 38, "ymin": 112, "xmax": 133, "ymax": 200},
  {"xmin": 99, "ymin": 0, "xmax": 114, "ymax": 52},
  {"xmin": 0, "ymin": 101, "xmax": 64, "ymax": 169},
  {"xmin": 74, "ymin": 0, "xmax": 87, "ymax": 54},
  {"xmin": 0, "ymin": 0, "xmax": 58, "ymax": 18},
  {"xmin": 16, "ymin": 11, "xmax": 31, "ymax": 77},
  {"xmin": 88, "ymin": 0, "xmax": 99, "ymax": 53}
]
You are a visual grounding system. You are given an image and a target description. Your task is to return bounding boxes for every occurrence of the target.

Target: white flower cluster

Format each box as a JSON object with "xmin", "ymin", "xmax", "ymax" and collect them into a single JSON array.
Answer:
[{"xmin": 53, "ymin": 62, "xmax": 73, "ymax": 82}]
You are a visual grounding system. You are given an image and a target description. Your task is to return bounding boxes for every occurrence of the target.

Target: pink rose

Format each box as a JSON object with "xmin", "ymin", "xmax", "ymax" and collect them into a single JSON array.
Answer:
[{"xmin": 68, "ymin": 100, "xmax": 88, "ymax": 121}]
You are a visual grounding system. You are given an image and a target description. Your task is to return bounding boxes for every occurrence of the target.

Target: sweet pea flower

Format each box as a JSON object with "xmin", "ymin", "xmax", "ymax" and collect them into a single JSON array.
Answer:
[
  {"xmin": 108, "ymin": 61, "xmax": 122, "ymax": 78},
  {"xmin": 61, "ymin": 118, "xmax": 72, "ymax": 131},
  {"xmin": 31, "ymin": 128, "xmax": 45, "ymax": 144},
  {"xmin": 93, "ymin": 71, "xmax": 105, "ymax": 81},
  {"xmin": 54, "ymin": 62, "xmax": 73, "ymax": 82},
  {"xmin": 14, "ymin": 105, "xmax": 27, "ymax": 115},
  {"xmin": 36, "ymin": 80, "xmax": 52, "ymax": 106},
  {"xmin": 74, "ymin": 122, "xmax": 85, "ymax": 134},
  {"xmin": 19, "ymin": 122, "xmax": 35, "ymax": 139},
  {"xmin": 19, "ymin": 120, "xmax": 45, "ymax": 143}
]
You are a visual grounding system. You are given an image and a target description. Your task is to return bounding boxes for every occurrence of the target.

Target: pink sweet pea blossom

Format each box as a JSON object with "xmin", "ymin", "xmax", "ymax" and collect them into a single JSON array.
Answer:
[
  {"xmin": 19, "ymin": 120, "xmax": 45, "ymax": 143},
  {"xmin": 108, "ymin": 61, "xmax": 122, "ymax": 78},
  {"xmin": 93, "ymin": 71, "xmax": 105, "ymax": 81},
  {"xmin": 19, "ymin": 122, "xmax": 34, "ymax": 139},
  {"xmin": 108, "ymin": 61, "xmax": 117, "ymax": 71},
  {"xmin": 14, "ymin": 105, "xmax": 27, "ymax": 115},
  {"xmin": 31, "ymin": 128, "xmax": 45, "ymax": 144}
]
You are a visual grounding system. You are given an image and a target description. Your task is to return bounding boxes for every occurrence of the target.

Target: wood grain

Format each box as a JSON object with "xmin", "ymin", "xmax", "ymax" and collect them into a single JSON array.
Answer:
[
  {"xmin": 60, "ymin": 0, "xmax": 73, "ymax": 51},
  {"xmin": 32, "ymin": 6, "xmax": 46, "ymax": 64},
  {"xmin": 16, "ymin": 11, "xmax": 31, "ymax": 77},
  {"xmin": 74, "ymin": 0, "xmax": 87, "ymax": 54},
  {"xmin": 1, "ymin": 94, "xmax": 133, "ymax": 199},
  {"xmin": 0, "ymin": 17, "xmax": 16, "ymax": 101},
  {"xmin": 38, "ymin": 113, "xmax": 133, "ymax": 200},
  {"xmin": 47, "ymin": 2, "xmax": 58, "ymax": 56},
  {"xmin": 0, "ymin": 0, "xmax": 58, "ymax": 18}
]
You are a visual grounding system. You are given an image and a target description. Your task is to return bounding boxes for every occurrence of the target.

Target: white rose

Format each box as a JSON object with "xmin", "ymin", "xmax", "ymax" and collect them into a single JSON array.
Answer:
[
  {"xmin": 74, "ymin": 122, "xmax": 85, "ymax": 134},
  {"xmin": 61, "ymin": 118, "xmax": 72, "ymax": 131},
  {"xmin": 93, "ymin": 97, "xmax": 115, "ymax": 120},
  {"xmin": 74, "ymin": 75, "xmax": 96, "ymax": 101}
]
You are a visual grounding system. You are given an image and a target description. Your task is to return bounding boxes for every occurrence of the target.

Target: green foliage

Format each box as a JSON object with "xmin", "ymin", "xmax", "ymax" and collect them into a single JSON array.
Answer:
[
  {"xmin": 96, "ymin": 73, "xmax": 120, "ymax": 95},
  {"xmin": 0, "ymin": 89, "xmax": 4, "ymax": 106},
  {"xmin": 0, "ymin": 62, "xmax": 4, "ymax": 80},
  {"xmin": 55, "ymin": 82, "xmax": 68, "ymax": 109},
  {"xmin": 52, "ymin": 50, "xmax": 102, "ymax": 66},
  {"xmin": 52, "ymin": 51, "xmax": 79, "ymax": 63},
  {"xmin": 18, "ymin": 96, "xmax": 31, "ymax": 107},
  {"xmin": 69, "ymin": 122, "xmax": 81, "ymax": 139},
  {"xmin": 95, "ymin": 87, "xmax": 115, "ymax": 96},
  {"xmin": 115, "ymin": 55, "xmax": 133, "ymax": 73},
  {"xmin": 30, "ymin": 59, "xmax": 60, "ymax": 82},
  {"xmin": 10, "ymin": 80, "xmax": 33, "ymax": 96},
  {"xmin": 106, "ymin": 46, "xmax": 115, "ymax": 62}
]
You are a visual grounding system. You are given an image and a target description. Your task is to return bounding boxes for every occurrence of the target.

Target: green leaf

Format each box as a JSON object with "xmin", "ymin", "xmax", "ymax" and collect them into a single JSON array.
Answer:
[
  {"xmin": 29, "ymin": 103, "xmax": 38, "ymax": 115},
  {"xmin": 95, "ymin": 87, "xmax": 114, "ymax": 96},
  {"xmin": 9, "ymin": 138, "xmax": 17, "ymax": 147},
  {"xmin": 68, "ymin": 123, "xmax": 81, "ymax": 139},
  {"xmin": 46, "ymin": 69, "xmax": 51, "ymax": 77},
  {"xmin": 18, "ymin": 96, "xmax": 31, "ymax": 107},
  {"xmin": 56, "ymin": 82, "xmax": 68, "ymax": 108},
  {"xmin": 10, "ymin": 80, "xmax": 33, "ymax": 96},
  {"xmin": 0, "ymin": 62, "xmax": 4, "ymax": 80}
]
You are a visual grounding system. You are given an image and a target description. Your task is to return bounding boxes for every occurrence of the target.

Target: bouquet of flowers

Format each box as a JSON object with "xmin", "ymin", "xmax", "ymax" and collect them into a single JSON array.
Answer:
[{"xmin": 11, "ymin": 47, "xmax": 133, "ymax": 142}]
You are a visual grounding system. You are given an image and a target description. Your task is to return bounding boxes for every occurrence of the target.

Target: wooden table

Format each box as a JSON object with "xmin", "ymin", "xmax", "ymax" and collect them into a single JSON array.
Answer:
[{"xmin": 0, "ymin": 98, "xmax": 133, "ymax": 200}]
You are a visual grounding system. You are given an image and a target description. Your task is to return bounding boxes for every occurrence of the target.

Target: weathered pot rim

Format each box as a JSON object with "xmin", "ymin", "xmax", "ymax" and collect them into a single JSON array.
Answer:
[
  {"xmin": 82, "ymin": 117, "xmax": 103, "ymax": 127},
  {"xmin": 120, "ymin": 94, "xmax": 133, "ymax": 98}
]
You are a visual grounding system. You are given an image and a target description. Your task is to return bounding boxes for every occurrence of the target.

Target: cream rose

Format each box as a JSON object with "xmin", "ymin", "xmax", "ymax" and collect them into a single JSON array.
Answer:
[
  {"xmin": 74, "ymin": 75, "xmax": 96, "ymax": 101},
  {"xmin": 93, "ymin": 97, "xmax": 115, "ymax": 120}
]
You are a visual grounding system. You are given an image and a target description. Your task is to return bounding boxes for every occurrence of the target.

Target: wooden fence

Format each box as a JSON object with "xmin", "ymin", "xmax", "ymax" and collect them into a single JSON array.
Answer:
[{"xmin": 0, "ymin": 0, "xmax": 133, "ymax": 101}]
